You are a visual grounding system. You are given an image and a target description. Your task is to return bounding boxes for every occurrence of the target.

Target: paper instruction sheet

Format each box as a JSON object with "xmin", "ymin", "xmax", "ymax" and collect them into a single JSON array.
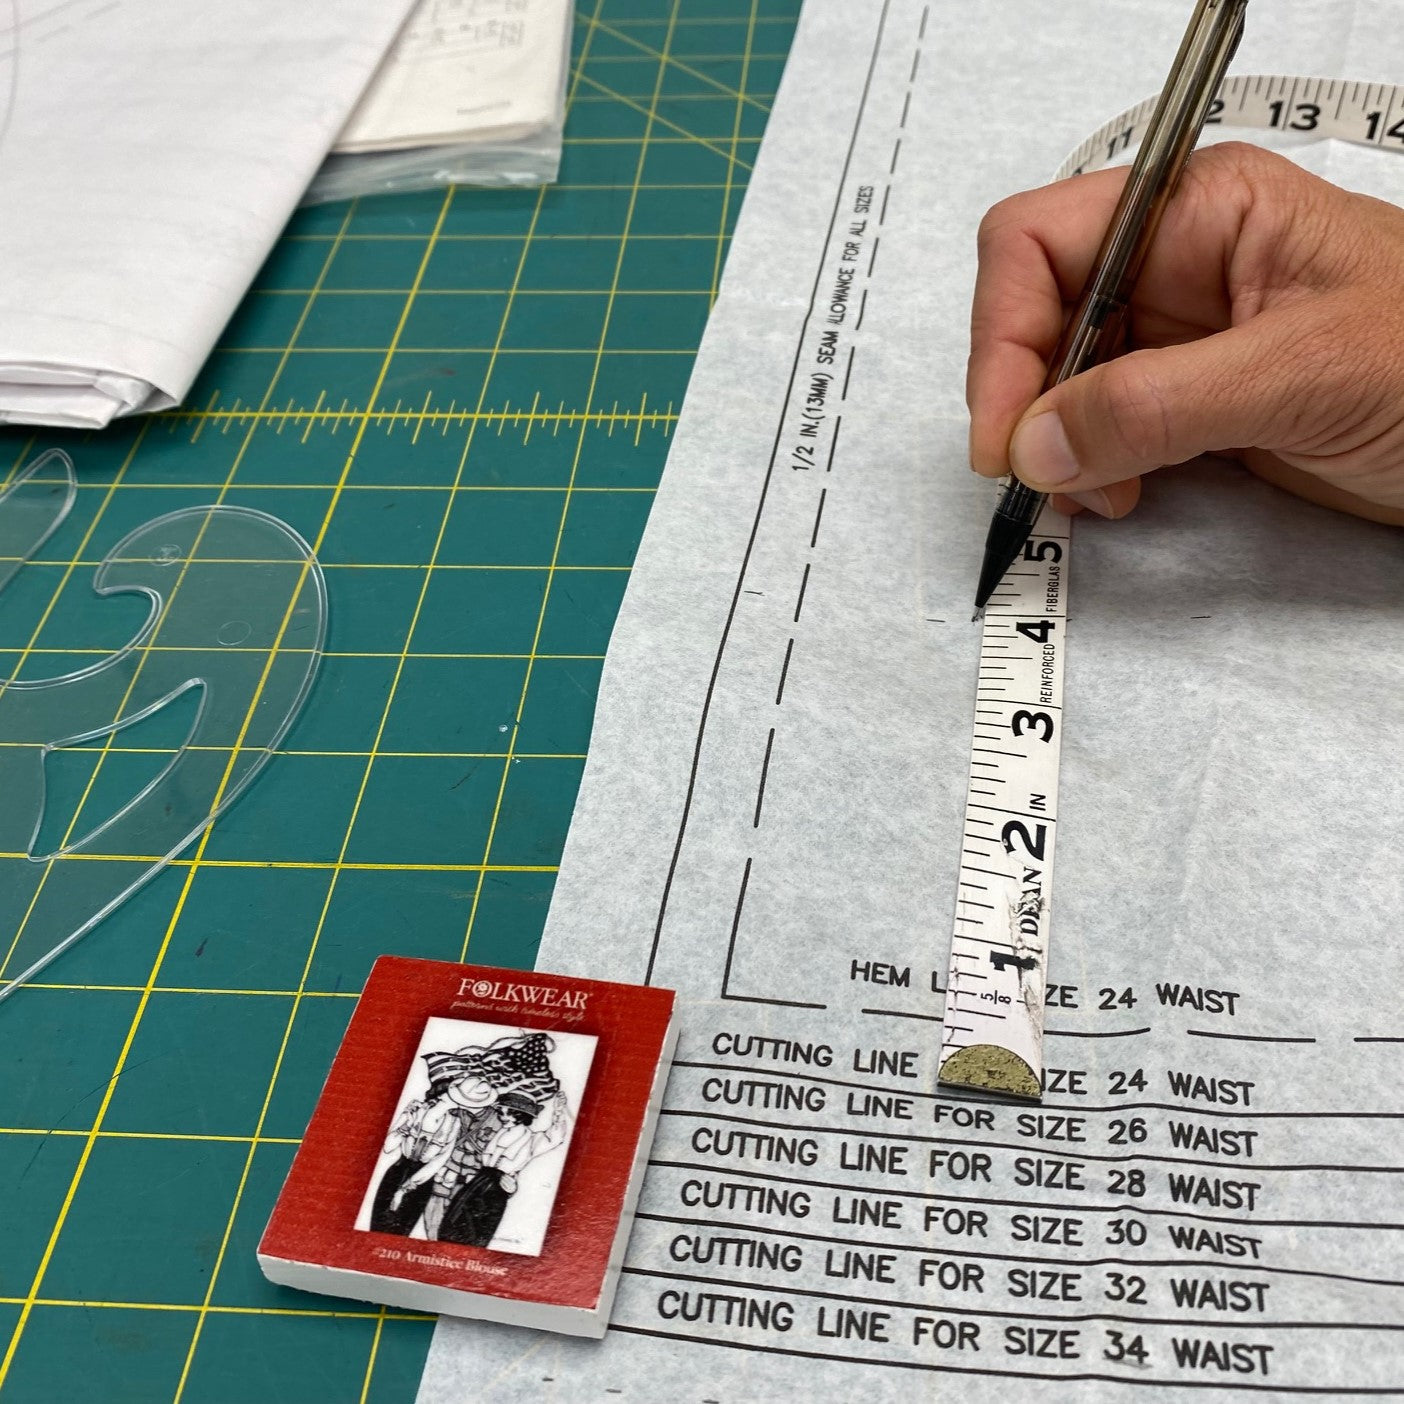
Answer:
[
  {"xmin": 334, "ymin": 0, "xmax": 571, "ymax": 153},
  {"xmin": 421, "ymin": 0, "xmax": 1404, "ymax": 1396}
]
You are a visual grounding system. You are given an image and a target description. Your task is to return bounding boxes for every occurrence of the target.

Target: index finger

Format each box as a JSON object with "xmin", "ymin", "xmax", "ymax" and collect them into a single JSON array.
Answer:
[{"xmin": 966, "ymin": 166, "xmax": 1131, "ymax": 476}]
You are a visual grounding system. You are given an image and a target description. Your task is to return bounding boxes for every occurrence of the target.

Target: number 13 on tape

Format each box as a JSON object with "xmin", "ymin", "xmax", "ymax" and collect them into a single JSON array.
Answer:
[{"xmin": 938, "ymin": 516, "xmax": 1068, "ymax": 1101}]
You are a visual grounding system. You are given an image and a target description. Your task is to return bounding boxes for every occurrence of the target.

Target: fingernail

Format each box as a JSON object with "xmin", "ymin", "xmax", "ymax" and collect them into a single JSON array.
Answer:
[
  {"xmin": 1067, "ymin": 488, "xmax": 1113, "ymax": 517},
  {"xmin": 1010, "ymin": 410, "xmax": 1080, "ymax": 487}
]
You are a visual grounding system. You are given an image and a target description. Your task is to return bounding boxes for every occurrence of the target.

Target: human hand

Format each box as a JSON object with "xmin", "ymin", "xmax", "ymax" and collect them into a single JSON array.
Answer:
[
  {"xmin": 967, "ymin": 142, "xmax": 1404, "ymax": 526},
  {"xmin": 482, "ymin": 1124, "xmax": 530, "ymax": 1170},
  {"xmin": 533, "ymin": 1092, "xmax": 566, "ymax": 1133}
]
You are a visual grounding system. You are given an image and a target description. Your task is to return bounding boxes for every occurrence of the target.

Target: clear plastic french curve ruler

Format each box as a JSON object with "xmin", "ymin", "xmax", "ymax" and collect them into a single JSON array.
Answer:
[{"xmin": 937, "ymin": 73, "xmax": 1404, "ymax": 1102}]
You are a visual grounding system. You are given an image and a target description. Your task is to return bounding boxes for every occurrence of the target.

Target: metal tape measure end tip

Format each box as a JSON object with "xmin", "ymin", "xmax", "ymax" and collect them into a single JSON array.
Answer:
[{"xmin": 938, "ymin": 1044, "xmax": 1042, "ymax": 1101}]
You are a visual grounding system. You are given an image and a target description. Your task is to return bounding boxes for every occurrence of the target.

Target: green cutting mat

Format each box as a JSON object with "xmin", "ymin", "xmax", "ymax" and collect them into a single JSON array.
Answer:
[{"xmin": 0, "ymin": 3, "xmax": 797, "ymax": 1399}]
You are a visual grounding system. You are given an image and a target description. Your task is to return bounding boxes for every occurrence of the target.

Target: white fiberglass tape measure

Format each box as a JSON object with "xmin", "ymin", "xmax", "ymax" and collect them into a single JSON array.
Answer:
[{"xmin": 937, "ymin": 74, "xmax": 1404, "ymax": 1101}]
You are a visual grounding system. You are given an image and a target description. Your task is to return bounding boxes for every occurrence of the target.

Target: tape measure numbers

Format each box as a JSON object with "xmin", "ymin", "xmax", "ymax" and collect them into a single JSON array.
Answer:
[
  {"xmin": 939, "ymin": 517, "xmax": 1068, "ymax": 1100},
  {"xmin": 1064, "ymin": 75, "xmax": 1404, "ymax": 183},
  {"xmin": 936, "ymin": 74, "xmax": 1404, "ymax": 1101}
]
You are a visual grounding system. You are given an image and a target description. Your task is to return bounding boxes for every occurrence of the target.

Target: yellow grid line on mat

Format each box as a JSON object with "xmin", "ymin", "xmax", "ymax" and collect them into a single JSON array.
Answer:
[
  {"xmin": 573, "ymin": 70, "xmax": 754, "ymax": 169},
  {"xmin": 0, "ymin": 1298, "xmax": 431, "ymax": 1322},
  {"xmin": 163, "ymin": 11, "xmax": 615, "ymax": 1401},
  {"xmin": 166, "ymin": 194, "xmax": 467, "ymax": 1403},
  {"xmin": 0, "ymin": 195, "xmax": 365, "ymax": 990},
  {"xmin": 587, "ymin": 14, "xmax": 771, "ymax": 114},
  {"xmin": 0, "ymin": 197, "xmax": 367, "ymax": 1387},
  {"xmin": 0, "ymin": 4, "xmax": 792, "ymax": 1400},
  {"xmin": 459, "ymin": 1, "xmax": 684, "ymax": 963},
  {"xmin": 711, "ymin": 0, "xmax": 761, "ymax": 303},
  {"xmin": 0, "ymin": 423, "xmax": 155, "ymax": 984}
]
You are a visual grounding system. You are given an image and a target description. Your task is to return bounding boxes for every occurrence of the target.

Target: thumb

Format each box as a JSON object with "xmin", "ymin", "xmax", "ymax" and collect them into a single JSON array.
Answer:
[{"xmin": 1008, "ymin": 319, "xmax": 1297, "ymax": 493}]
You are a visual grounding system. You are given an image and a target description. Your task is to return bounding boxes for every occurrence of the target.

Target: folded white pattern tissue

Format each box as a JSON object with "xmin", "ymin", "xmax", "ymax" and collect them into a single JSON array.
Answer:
[{"xmin": 0, "ymin": 0, "xmax": 417, "ymax": 429}]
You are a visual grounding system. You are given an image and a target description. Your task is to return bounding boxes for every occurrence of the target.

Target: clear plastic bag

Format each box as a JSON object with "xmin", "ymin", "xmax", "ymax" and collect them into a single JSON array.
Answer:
[
  {"xmin": 303, "ymin": 127, "xmax": 563, "ymax": 204},
  {"xmin": 302, "ymin": 0, "xmax": 570, "ymax": 205}
]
